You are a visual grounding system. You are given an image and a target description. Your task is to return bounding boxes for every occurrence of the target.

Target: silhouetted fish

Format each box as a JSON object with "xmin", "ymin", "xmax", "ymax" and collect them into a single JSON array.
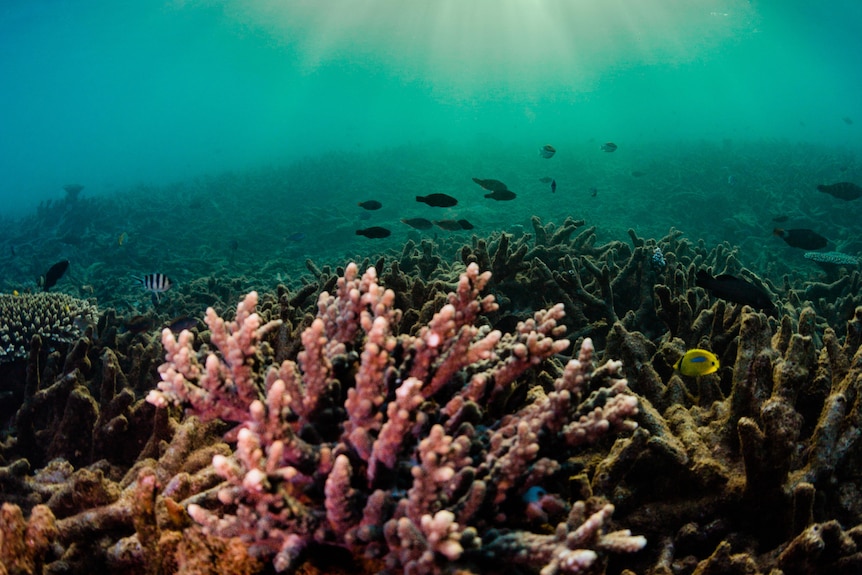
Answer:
[
  {"xmin": 286, "ymin": 232, "xmax": 306, "ymax": 242},
  {"xmin": 416, "ymin": 193, "xmax": 458, "ymax": 207},
  {"xmin": 601, "ymin": 142, "xmax": 618, "ymax": 152},
  {"xmin": 539, "ymin": 144, "xmax": 556, "ymax": 159},
  {"xmin": 773, "ymin": 228, "xmax": 828, "ymax": 250},
  {"xmin": 485, "ymin": 189, "xmax": 517, "ymax": 201},
  {"xmin": 551, "ymin": 179, "xmax": 557, "ymax": 193},
  {"xmin": 356, "ymin": 226, "xmax": 391, "ymax": 239},
  {"xmin": 817, "ymin": 182, "xmax": 862, "ymax": 201},
  {"xmin": 401, "ymin": 217, "xmax": 433, "ymax": 230},
  {"xmin": 42, "ymin": 260, "xmax": 70, "ymax": 292},
  {"xmin": 695, "ymin": 270, "xmax": 775, "ymax": 313},
  {"xmin": 472, "ymin": 178, "xmax": 509, "ymax": 193},
  {"xmin": 434, "ymin": 219, "xmax": 464, "ymax": 231},
  {"xmin": 457, "ymin": 219, "xmax": 474, "ymax": 230},
  {"xmin": 358, "ymin": 200, "xmax": 382, "ymax": 210}
]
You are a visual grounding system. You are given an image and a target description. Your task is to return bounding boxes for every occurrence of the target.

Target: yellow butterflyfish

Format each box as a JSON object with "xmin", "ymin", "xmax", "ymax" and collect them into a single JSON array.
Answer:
[{"xmin": 674, "ymin": 349, "xmax": 720, "ymax": 377}]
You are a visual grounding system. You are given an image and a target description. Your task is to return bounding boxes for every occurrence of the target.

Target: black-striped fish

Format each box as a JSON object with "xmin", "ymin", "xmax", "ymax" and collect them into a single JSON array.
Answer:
[{"xmin": 135, "ymin": 273, "xmax": 172, "ymax": 301}]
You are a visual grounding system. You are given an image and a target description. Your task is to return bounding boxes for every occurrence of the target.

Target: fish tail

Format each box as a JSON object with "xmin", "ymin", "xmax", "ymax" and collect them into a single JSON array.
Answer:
[{"xmin": 773, "ymin": 228, "xmax": 784, "ymax": 237}]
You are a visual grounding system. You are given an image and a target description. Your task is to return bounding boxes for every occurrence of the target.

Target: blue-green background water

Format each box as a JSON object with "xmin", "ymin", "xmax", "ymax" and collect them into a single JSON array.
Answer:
[
  {"xmin": 1, "ymin": 1, "xmax": 859, "ymax": 214},
  {"xmin": 0, "ymin": 0, "xmax": 861, "ymax": 307}
]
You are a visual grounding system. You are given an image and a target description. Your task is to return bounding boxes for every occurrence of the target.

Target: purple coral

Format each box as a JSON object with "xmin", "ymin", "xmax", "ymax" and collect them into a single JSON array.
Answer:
[{"xmin": 149, "ymin": 262, "xmax": 643, "ymax": 573}]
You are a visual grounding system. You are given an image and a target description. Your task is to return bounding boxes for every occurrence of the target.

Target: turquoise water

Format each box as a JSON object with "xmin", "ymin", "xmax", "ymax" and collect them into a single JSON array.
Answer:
[{"xmin": 0, "ymin": 1, "xmax": 860, "ymax": 296}]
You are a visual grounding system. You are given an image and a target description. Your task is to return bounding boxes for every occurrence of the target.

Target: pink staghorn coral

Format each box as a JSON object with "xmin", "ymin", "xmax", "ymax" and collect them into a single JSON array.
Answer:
[{"xmin": 149, "ymin": 262, "xmax": 643, "ymax": 574}]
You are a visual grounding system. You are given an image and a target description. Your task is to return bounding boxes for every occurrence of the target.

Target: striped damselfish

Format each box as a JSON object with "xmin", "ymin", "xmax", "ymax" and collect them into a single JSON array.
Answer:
[{"xmin": 134, "ymin": 273, "xmax": 172, "ymax": 302}]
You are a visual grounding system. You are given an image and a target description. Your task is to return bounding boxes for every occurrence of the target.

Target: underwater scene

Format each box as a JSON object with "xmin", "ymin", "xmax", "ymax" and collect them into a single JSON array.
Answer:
[{"xmin": 1, "ymin": 1, "xmax": 862, "ymax": 573}]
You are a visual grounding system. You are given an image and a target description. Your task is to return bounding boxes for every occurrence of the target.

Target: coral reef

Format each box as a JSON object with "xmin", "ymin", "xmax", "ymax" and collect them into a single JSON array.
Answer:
[{"xmin": 2, "ymin": 217, "xmax": 862, "ymax": 574}]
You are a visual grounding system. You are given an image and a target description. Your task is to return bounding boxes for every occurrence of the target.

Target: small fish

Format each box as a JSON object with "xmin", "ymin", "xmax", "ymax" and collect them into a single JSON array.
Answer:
[
  {"xmin": 62, "ymin": 184, "xmax": 84, "ymax": 200},
  {"xmin": 727, "ymin": 175, "xmax": 737, "ymax": 186},
  {"xmin": 771, "ymin": 215, "xmax": 789, "ymax": 223},
  {"xmin": 229, "ymin": 239, "xmax": 239, "ymax": 251},
  {"xmin": 843, "ymin": 116, "xmax": 853, "ymax": 125},
  {"xmin": 42, "ymin": 260, "xmax": 70, "ymax": 292},
  {"xmin": 674, "ymin": 349, "xmax": 720, "ymax": 377},
  {"xmin": 457, "ymin": 219, "xmax": 474, "ymax": 230},
  {"xmin": 695, "ymin": 269, "xmax": 775, "ymax": 313},
  {"xmin": 630, "ymin": 170, "xmax": 646, "ymax": 178},
  {"xmin": 471, "ymin": 178, "xmax": 509, "ymax": 193},
  {"xmin": 357, "ymin": 200, "xmax": 382, "ymax": 210},
  {"xmin": 485, "ymin": 189, "xmax": 517, "ymax": 201},
  {"xmin": 416, "ymin": 193, "xmax": 458, "ymax": 207},
  {"xmin": 551, "ymin": 179, "xmax": 557, "ymax": 193},
  {"xmin": 600, "ymin": 142, "xmax": 618, "ymax": 152},
  {"xmin": 773, "ymin": 228, "xmax": 828, "ymax": 250},
  {"xmin": 286, "ymin": 232, "xmax": 306, "ymax": 242},
  {"xmin": 356, "ymin": 226, "xmax": 391, "ymax": 239},
  {"xmin": 400, "ymin": 217, "xmax": 434, "ymax": 230},
  {"xmin": 118, "ymin": 232, "xmax": 128, "ymax": 246},
  {"xmin": 135, "ymin": 273, "xmax": 173, "ymax": 301},
  {"xmin": 539, "ymin": 144, "xmax": 556, "ymax": 159},
  {"xmin": 166, "ymin": 315, "xmax": 200, "ymax": 333},
  {"xmin": 816, "ymin": 182, "xmax": 862, "ymax": 201},
  {"xmin": 590, "ymin": 187, "xmax": 598, "ymax": 197},
  {"xmin": 434, "ymin": 219, "xmax": 464, "ymax": 231},
  {"xmin": 538, "ymin": 176, "xmax": 553, "ymax": 183}
]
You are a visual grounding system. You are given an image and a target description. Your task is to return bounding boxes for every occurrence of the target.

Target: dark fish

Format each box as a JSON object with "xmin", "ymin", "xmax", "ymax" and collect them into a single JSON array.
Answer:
[
  {"xmin": 434, "ymin": 219, "xmax": 464, "ymax": 231},
  {"xmin": 773, "ymin": 228, "xmax": 828, "ymax": 250},
  {"xmin": 472, "ymin": 178, "xmax": 509, "ymax": 193},
  {"xmin": 538, "ymin": 176, "xmax": 553, "ymax": 183},
  {"xmin": 229, "ymin": 239, "xmax": 239, "ymax": 251},
  {"xmin": 550, "ymin": 179, "xmax": 557, "ymax": 193},
  {"xmin": 843, "ymin": 116, "xmax": 853, "ymax": 125},
  {"xmin": 286, "ymin": 232, "xmax": 306, "ymax": 242},
  {"xmin": 601, "ymin": 142, "xmax": 618, "ymax": 152},
  {"xmin": 485, "ymin": 189, "xmax": 517, "ymax": 201},
  {"xmin": 727, "ymin": 175, "xmax": 737, "ymax": 186},
  {"xmin": 42, "ymin": 260, "xmax": 70, "ymax": 291},
  {"xmin": 772, "ymin": 215, "xmax": 789, "ymax": 223},
  {"xmin": 816, "ymin": 182, "xmax": 862, "ymax": 201},
  {"xmin": 123, "ymin": 315, "xmax": 153, "ymax": 334},
  {"xmin": 416, "ymin": 193, "xmax": 458, "ymax": 207},
  {"xmin": 62, "ymin": 184, "xmax": 84, "ymax": 201},
  {"xmin": 539, "ymin": 144, "xmax": 556, "ymax": 159},
  {"xmin": 356, "ymin": 226, "xmax": 391, "ymax": 239},
  {"xmin": 457, "ymin": 219, "xmax": 474, "ymax": 230},
  {"xmin": 358, "ymin": 200, "xmax": 382, "ymax": 210},
  {"xmin": 135, "ymin": 273, "xmax": 173, "ymax": 302},
  {"xmin": 400, "ymin": 217, "xmax": 433, "ymax": 230},
  {"xmin": 166, "ymin": 315, "xmax": 199, "ymax": 333},
  {"xmin": 590, "ymin": 187, "xmax": 598, "ymax": 197},
  {"xmin": 695, "ymin": 270, "xmax": 775, "ymax": 313}
]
